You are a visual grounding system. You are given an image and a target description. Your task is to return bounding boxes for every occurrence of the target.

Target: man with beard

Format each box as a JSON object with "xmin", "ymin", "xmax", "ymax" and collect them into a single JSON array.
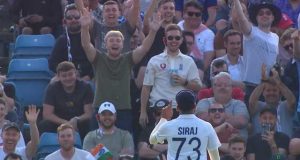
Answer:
[
  {"xmin": 48, "ymin": 3, "xmax": 93, "ymax": 80},
  {"xmin": 196, "ymin": 72, "xmax": 249, "ymax": 139},
  {"xmin": 44, "ymin": 123, "xmax": 94, "ymax": 160},
  {"xmin": 140, "ymin": 24, "xmax": 202, "ymax": 127},
  {"xmin": 207, "ymin": 103, "xmax": 239, "ymax": 156},
  {"xmin": 83, "ymin": 102, "xmax": 134, "ymax": 159}
]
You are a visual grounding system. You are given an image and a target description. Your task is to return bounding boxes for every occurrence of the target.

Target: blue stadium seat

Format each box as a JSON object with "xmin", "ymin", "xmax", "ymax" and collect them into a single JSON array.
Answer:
[
  {"xmin": 6, "ymin": 58, "xmax": 53, "ymax": 108},
  {"xmin": 36, "ymin": 132, "xmax": 82, "ymax": 160},
  {"xmin": 12, "ymin": 34, "xmax": 55, "ymax": 59}
]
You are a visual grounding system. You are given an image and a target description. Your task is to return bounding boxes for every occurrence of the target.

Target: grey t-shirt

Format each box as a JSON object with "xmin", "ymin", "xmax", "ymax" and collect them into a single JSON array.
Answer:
[
  {"xmin": 83, "ymin": 127, "xmax": 134, "ymax": 158},
  {"xmin": 92, "ymin": 20, "xmax": 135, "ymax": 53}
]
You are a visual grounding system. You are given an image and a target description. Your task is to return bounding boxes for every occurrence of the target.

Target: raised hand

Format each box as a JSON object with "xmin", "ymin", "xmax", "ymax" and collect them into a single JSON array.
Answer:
[
  {"xmin": 25, "ymin": 105, "xmax": 40, "ymax": 124},
  {"xmin": 149, "ymin": 12, "xmax": 163, "ymax": 32},
  {"xmin": 79, "ymin": 8, "xmax": 92, "ymax": 29},
  {"xmin": 291, "ymin": 30, "xmax": 300, "ymax": 40},
  {"xmin": 261, "ymin": 63, "xmax": 268, "ymax": 81}
]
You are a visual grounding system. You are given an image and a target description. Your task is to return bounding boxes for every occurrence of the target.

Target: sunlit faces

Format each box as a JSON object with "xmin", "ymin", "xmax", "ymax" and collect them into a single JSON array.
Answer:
[
  {"xmin": 208, "ymin": 103, "xmax": 225, "ymax": 126},
  {"xmin": 58, "ymin": 69, "xmax": 77, "ymax": 89},
  {"xmin": 184, "ymin": 6, "xmax": 202, "ymax": 28},
  {"xmin": 229, "ymin": 142, "xmax": 246, "ymax": 160},
  {"xmin": 64, "ymin": 9, "xmax": 81, "ymax": 33},
  {"xmin": 165, "ymin": 30, "xmax": 183, "ymax": 53},
  {"xmin": 58, "ymin": 128, "xmax": 75, "ymax": 151},
  {"xmin": 283, "ymin": 39, "xmax": 293, "ymax": 55},
  {"xmin": 158, "ymin": 2, "xmax": 175, "ymax": 23},
  {"xmin": 263, "ymin": 83, "xmax": 281, "ymax": 104},
  {"xmin": 98, "ymin": 110, "xmax": 116, "ymax": 129},
  {"xmin": 212, "ymin": 75, "xmax": 232, "ymax": 96},
  {"xmin": 105, "ymin": 35, "xmax": 124, "ymax": 57},
  {"xmin": 2, "ymin": 129, "xmax": 20, "ymax": 151},
  {"xmin": 256, "ymin": 8, "xmax": 274, "ymax": 27},
  {"xmin": 103, "ymin": 4, "xmax": 120, "ymax": 25},
  {"xmin": 224, "ymin": 35, "xmax": 242, "ymax": 56}
]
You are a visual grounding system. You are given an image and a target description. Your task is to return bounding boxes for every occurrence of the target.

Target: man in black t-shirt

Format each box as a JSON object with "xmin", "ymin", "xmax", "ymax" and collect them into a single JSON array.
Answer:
[
  {"xmin": 246, "ymin": 108, "xmax": 289, "ymax": 160},
  {"xmin": 39, "ymin": 61, "xmax": 94, "ymax": 139}
]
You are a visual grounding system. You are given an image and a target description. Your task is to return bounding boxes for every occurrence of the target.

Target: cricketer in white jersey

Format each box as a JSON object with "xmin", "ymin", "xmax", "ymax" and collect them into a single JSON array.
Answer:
[{"xmin": 149, "ymin": 90, "xmax": 221, "ymax": 160}]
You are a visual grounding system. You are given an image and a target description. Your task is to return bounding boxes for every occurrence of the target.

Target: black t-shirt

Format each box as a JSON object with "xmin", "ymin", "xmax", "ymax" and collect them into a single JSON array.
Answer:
[
  {"xmin": 44, "ymin": 80, "xmax": 94, "ymax": 120},
  {"xmin": 48, "ymin": 32, "xmax": 94, "ymax": 78},
  {"xmin": 246, "ymin": 132, "xmax": 290, "ymax": 160}
]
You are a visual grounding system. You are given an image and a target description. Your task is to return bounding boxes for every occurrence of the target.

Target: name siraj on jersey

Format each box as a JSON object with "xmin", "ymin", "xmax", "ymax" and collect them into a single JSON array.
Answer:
[{"xmin": 178, "ymin": 127, "xmax": 198, "ymax": 135}]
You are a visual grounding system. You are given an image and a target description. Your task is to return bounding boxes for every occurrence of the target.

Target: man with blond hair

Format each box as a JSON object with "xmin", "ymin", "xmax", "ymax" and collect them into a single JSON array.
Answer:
[
  {"xmin": 45, "ymin": 124, "xmax": 94, "ymax": 160},
  {"xmin": 80, "ymin": 6, "xmax": 162, "ymax": 131}
]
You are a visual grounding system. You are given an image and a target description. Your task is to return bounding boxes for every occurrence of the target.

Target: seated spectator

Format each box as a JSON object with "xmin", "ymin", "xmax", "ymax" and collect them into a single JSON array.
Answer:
[
  {"xmin": 10, "ymin": 0, "xmax": 63, "ymax": 35},
  {"xmin": 199, "ymin": 59, "xmax": 244, "ymax": 101},
  {"xmin": 196, "ymin": 72, "xmax": 249, "ymax": 139},
  {"xmin": 207, "ymin": 103, "xmax": 239, "ymax": 156},
  {"xmin": 40, "ymin": 61, "xmax": 94, "ymax": 139},
  {"xmin": 249, "ymin": 65, "xmax": 296, "ymax": 137},
  {"xmin": 45, "ymin": 123, "xmax": 94, "ymax": 160},
  {"xmin": 0, "ymin": 106, "xmax": 39, "ymax": 159},
  {"xmin": 0, "ymin": 98, "xmax": 25, "ymax": 148},
  {"xmin": 48, "ymin": 3, "xmax": 93, "ymax": 81},
  {"xmin": 4, "ymin": 153, "xmax": 22, "ymax": 160},
  {"xmin": 246, "ymin": 108, "xmax": 290, "ymax": 160},
  {"xmin": 289, "ymin": 128, "xmax": 300, "ymax": 159},
  {"xmin": 83, "ymin": 102, "xmax": 134, "ymax": 159},
  {"xmin": 225, "ymin": 135, "xmax": 247, "ymax": 160},
  {"xmin": 138, "ymin": 99, "xmax": 168, "ymax": 160},
  {"xmin": 177, "ymin": 0, "xmax": 215, "ymax": 70}
]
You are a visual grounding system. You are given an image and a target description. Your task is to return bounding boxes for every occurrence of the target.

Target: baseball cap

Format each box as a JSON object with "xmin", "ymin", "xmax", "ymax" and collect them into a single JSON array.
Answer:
[
  {"xmin": 154, "ymin": 99, "xmax": 169, "ymax": 109},
  {"xmin": 98, "ymin": 102, "xmax": 116, "ymax": 114},
  {"xmin": 2, "ymin": 122, "xmax": 20, "ymax": 132},
  {"xmin": 176, "ymin": 90, "xmax": 196, "ymax": 111},
  {"xmin": 277, "ymin": 13, "xmax": 294, "ymax": 29}
]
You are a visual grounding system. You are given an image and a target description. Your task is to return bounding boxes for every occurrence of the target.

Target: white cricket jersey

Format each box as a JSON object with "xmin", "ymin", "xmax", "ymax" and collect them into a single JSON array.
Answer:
[{"xmin": 150, "ymin": 114, "xmax": 221, "ymax": 160}]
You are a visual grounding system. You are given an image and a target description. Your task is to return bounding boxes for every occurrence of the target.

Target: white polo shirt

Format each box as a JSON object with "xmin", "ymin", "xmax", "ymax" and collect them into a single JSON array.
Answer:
[
  {"xmin": 150, "ymin": 114, "xmax": 221, "ymax": 160},
  {"xmin": 143, "ymin": 51, "xmax": 201, "ymax": 108}
]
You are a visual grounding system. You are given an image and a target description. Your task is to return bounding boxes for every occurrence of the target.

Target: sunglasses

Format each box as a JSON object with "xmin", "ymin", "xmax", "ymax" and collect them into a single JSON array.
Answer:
[
  {"xmin": 65, "ymin": 15, "xmax": 80, "ymax": 20},
  {"xmin": 167, "ymin": 36, "xmax": 181, "ymax": 41},
  {"xmin": 284, "ymin": 43, "xmax": 293, "ymax": 50},
  {"xmin": 187, "ymin": 11, "xmax": 202, "ymax": 17},
  {"xmin": 257, "ymin": 10, "xmax": 272, "ymax": 16},
  {"xmin": 209, "ymin": 108, "xmax": 225, "ymax": 113}
]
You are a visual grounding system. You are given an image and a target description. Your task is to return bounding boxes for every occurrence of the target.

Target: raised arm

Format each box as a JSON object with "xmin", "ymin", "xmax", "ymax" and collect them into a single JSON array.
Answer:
[
  {"xmin": 232, "ymin": 0, "xmax": 251, "ymax": 36},
  {"xmin": 132, "ymin": 13, "xmax": 162, "ymax": 64},
  {"xmin": 25, "ymin": 105, "xmax": 40, "ymax": 159},
  {"xmin": 143, "ymin": 0, "xmax": 159, "ymax": 35},
  {"xmin": 80, "ymin": 8, "xmax": 97, "ymax": 62},
  {"xmin": 248, "ymin": 83, "xmax": 265, "ymax": 116},
  {"xmin": 126, "ymin": 0, "xmax": 140, "ymax": 29}
]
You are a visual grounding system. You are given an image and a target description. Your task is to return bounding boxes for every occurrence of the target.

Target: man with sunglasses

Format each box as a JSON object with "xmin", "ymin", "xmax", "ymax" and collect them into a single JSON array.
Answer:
[
  {"xmin": 49, "ymin": 3, "xmax": 94, "ymax": 81},
  {"xmin": 140, "ymin": 24, "xmax": 202, "ymax": 128},
  {"xmin": 196, "ymin": 72, "xmax": 249, "ymax": 139},
  {"xmin": 177, "ymin": 0, "xmax": 215, "ymax": 70},
  {"xmin": 232, "ymin": 0, "xmax": 282, "ymax": 106},
  {"xmin": 207, "ymin": 103, "xmax": 239, "ymax": 157}
]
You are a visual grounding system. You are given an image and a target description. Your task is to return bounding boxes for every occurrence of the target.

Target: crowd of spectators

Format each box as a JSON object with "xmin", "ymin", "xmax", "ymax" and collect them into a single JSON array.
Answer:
[{"xmin": 1, "ymin": 0, "xmax": 300, "ymax": 159}]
